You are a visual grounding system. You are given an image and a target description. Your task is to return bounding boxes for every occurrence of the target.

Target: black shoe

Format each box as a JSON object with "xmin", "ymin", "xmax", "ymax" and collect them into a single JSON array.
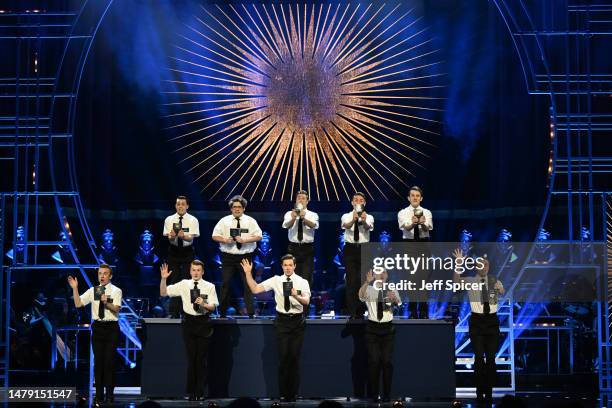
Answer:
[
  {"xmin": 188, "ymin": 394, "xmax": 197, "ymax": 401},
  {"xmin": 280, "ymin": 396, "xmax": 296, "ymax": 402},
  {"xmin": 105, "ymin": 387, "xmax": 114, "ymax": 403},
  {"xmin": 93, "ymin": 396, "xmax": 104, "ymax": 406}
]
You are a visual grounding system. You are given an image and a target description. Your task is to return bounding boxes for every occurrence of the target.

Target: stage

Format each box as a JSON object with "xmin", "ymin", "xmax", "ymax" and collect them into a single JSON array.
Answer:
[{"xmin": 1, "ymin": 0, "xmax": 611, "ymax": 406}]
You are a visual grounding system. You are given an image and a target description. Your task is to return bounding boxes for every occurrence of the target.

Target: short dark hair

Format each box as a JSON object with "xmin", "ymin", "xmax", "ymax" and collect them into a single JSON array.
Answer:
[
  {"xmin": 228, "ymin": 195, "xmax": 247, "ymax": 209},
  {"xmin": 280, "ymin": 254, "xmax": 296, "ymax": 265},
  {"xmin": 295, "ymin": 190, "xmax": 309, "ymax": 199},
  {"xmin": 176, "ymin": 195, "xmax": 189, "ymax": 205},
  {"xmin": 191, "ymin": 259, "xmax": 205, "ymax": 270},
  {"xmin": 352, "ymin": 191, "xmax": 366, "ymax": 201},
  {"xmin": 408, "ymin": 186, "xmax": 423, "ymax": 197},
  {"xmin": 98, "ymin": 264, "xmax": 113, "ymax": 274}
]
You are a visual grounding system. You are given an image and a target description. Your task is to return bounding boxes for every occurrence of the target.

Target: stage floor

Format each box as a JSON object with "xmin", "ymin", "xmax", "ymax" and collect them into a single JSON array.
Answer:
[{"xmin": 28, "ymin": 392, "xmax": 608, "ymax": 408}]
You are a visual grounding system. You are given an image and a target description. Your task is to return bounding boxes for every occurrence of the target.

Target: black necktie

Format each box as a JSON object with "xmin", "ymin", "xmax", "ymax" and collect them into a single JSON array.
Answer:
[
  {"xmin": 284, "ymin": 276, "xmax": 291, "ymax": 312},
  {"xmin": 377, "ymin": 289, "xmax": 384, "ymax": 321},
  {"xmin": 353, "ymin": 220, "xmax": 360, "ymax": 242},
  {"xmin": 481, "ymin": 278, "xmax": 490, "ymax": 314},
  {"xmin": 193, "ymin": 281, "xmax": 199, "ymax": 312},
  {"xmin": 178, "ymin": 215, "xmax": 184, "ymax": 247},
  {"xmin": 297, "ymin": 218, "xmax": 304, "ymax": 242},
  {"xmin": 98, "ymin": 295, "xmax": 105, "ymax": 320},
  {"xmin": 413, "ymin": 210, "xmax": 420, "ymax": 241},
  {"xmin": 235, "ymin": 218, "xmax": 242, "ymax": 250}
]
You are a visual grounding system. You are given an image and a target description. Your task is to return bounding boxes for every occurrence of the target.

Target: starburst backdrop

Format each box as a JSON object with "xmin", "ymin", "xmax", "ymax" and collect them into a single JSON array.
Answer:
[{"xmin": 163, "ymin": 2, "xmax": 444, "ymax": 201}]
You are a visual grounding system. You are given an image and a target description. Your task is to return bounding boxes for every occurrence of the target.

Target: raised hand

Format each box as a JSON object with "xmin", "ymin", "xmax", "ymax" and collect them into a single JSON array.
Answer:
[
  {"xmin": 494, "ymin": 280, "xmax": 505, "ymax": 295},
  {"xmin": 67, "ymin": 275, "xmax": 78, "ymax": 289},
  {"xmin": 452, "ymin": 248, "xmax": 464, "ymax": 260},
  {"xmin": 160, "ymin": 263, "xmax": 172, "ymax": 279}
]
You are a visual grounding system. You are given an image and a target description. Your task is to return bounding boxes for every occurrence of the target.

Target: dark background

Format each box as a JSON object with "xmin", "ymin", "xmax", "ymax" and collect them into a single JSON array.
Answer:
[{"xmin": 71, "ymin": 0, "xmax": 549, "ymax": 277}]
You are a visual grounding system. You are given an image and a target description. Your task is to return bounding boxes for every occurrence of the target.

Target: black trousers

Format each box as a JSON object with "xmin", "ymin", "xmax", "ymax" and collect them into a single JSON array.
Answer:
[
  {"xmin": 365, "ymin": 320, "xmax": 394, "ymax": 399},
  {"xmin": 182, "ymin": 315, "xmax": 213, "ymax": 396},
  {"xmin": 287, "ymin": 242, "xmax": 314, "ymax": 286},
  {"xmin": 220, "ymin": 252, "xmax": 254, "ymax": 316},
  {"xmin": 275, "ymin": 313, "xmax": 305, "ymax": 399},
  {"xmin": 404, "ymin": 238, "xmax": 430, "ymax": 319},
  {"xmin": 343, "ymin": 243, "xmax": 366, "ymax": 317},
  {"xmin": 91, "ymin": 321, "xmax": 120, "ymax": 395},
  {"xmin": 469, "ymin": 313, "xmax": 500, "ymax": 399},
  {"xmin": 167, "ymin": 245, "xmax": 195, "ymax": 317}
]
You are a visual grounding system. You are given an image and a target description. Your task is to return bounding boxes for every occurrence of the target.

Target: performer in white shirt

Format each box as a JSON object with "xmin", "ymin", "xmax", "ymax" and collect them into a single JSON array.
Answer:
[
  {"xmin": 68, "ymin": 264, "xmax": 122, "ymax": 404},
  {"xmin": 163, "ymin": 195, "xmax": 200, "ymax": 318},
  {"xmin": 341, "ymin": 192, "xmax": 374, "ymax": 318},
  {"xmin": 282, "ymin": 190, "xmax": 319, "ymax": 287},
  {"xmin": 160, "ymin": 259, "xmax": 219, "ymax": 401},
  {"xmin": 397, "ymin": 186, "xmax": 433, "ymax": 319},
  {"xmin": 453, "ymin": 249, "xmax": 504, "ymax": 405},
  {"xmin": 212, "ymin": 195, "xmax": 262, "ymax": 317},
  {"xmin": 241, "ymin": 255, "xmax": 311, "ymax": 402},
  {"xmin": 359, "ymin": 269, "xmax": 401, "ymax": 403}
]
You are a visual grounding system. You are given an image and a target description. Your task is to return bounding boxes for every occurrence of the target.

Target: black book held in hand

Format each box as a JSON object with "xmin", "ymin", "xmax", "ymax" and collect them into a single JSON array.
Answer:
[
  {"xmin": 94, "ymin": 285, "xmax": 105, "ymax": 301},
  {"xmin": 283, "ymin": 281, "xmax": 293, "ymax": 297},
  {"xmin": 230, "ymin": 228, "xmax": 249, "ymax": 238},
  {"xmin": 190, "ymin": 288, "xmax": 200, "ymax": 304}
]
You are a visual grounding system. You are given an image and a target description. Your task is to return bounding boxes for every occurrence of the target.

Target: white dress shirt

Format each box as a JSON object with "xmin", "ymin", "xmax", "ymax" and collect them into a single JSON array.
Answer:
[
  {"xmin": 397, "ymin": 206, "xmax": 433, "ymax": 240},
  {"xmin": 260, "ymin": 273, "xmax": 311, "ymax": 314},
  {"xmin": 360, "ymin": 286, "xmax": 401, "ymax": 323},
  {"xmin": 166, "ymin": 279, "xmax": 219, "ymax": 316},
  {"xmin": 79, "ymin": 283, "xmax": 123, "ymax": 321},
  {"xmin": 163, "ymin": 212, "xmax": 200, "ymax": 247},
  {"xmin": 212, "ymin": 214, "xmax": 262, "ymax": 255},
  {"xmin": 341, "ymin": 212, "xmax": 374, "ymax": 243},
  {"xmin": 283, "ymin": 209, "xmax": 319, "ymax": 243},
  {"xmin": 462, "ymin": 276, "xmax": 502, "ymax": 314}
]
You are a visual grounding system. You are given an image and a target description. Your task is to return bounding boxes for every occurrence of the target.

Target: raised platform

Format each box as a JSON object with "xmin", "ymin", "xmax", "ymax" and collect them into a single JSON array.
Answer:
[{"xmin": 141, "ymin": 318, "xmax": 455, "ymax": 399}]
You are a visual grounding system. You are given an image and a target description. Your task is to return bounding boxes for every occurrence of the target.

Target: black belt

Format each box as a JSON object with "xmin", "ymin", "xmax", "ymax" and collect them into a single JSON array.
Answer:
[
  {"xmin": 345, "ymin": 242, "xmax": 365, "ymax": 246},
  {"xmin": 276, "ymin": 312, "xmax": 303, "ymax": 318},
  {"xmin": 92, "ymin": 320, "xmax": 118, "ymax": 324},
  {"xmin": 289, "ymin": 241, "xmax": 314, "ymax": 246},
  {"xmin": 471, "ymin": 312, "xmax": 497, "ymax": 316},
  {"xmin": 183, "ymin": 314, "xmax": 210, "ymax": 321},
  {"xmin": 367, "ymin": 319, "xmax": 393, "ymax": 325}
]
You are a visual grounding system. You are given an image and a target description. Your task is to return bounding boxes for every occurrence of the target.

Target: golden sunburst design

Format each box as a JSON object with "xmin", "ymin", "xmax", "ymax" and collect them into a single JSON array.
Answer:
[{"xmin": 163, "ymin": 2, "xmax": 444, "ymax": 201}]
